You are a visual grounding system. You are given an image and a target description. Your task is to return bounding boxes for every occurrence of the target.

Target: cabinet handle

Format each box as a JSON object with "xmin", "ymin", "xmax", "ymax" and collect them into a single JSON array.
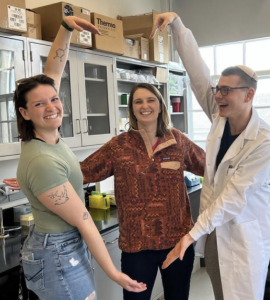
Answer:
[
  {"xmin": 106, "ymin": 237, "xmax": 119, "ymax": 245},
  {"xmin": 83, "ymin": 118, "xmax": 88, "ymax": 134},
  {"xmin": 76, "ymin": 119, "xmax": 81, "ymax": 134}
]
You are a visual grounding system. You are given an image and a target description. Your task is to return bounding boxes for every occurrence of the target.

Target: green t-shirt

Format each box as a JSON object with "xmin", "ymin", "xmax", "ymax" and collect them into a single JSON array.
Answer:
[{"xmin": 17, "ymin": 139, "xmax": 84, "ymax": 233}]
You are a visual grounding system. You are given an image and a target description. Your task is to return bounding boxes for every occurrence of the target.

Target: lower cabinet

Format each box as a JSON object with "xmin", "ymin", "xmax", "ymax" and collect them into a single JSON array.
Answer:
[{"xmin": 91, "ymin": 227, "xmax": 163, "ymax": 300}]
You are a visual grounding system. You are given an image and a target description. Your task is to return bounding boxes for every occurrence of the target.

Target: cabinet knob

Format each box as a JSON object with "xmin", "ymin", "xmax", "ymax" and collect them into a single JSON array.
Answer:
[
  {"xmin": 106, "ymin": 237, "xmax": 119, "ymax": 245},
  {"xmin": 83, "ymin": 118, "xmax": 88, "ymax": 134},
  {"xmin": 75, "ymin": 119, "xmax": 81, "ymax": 134}
]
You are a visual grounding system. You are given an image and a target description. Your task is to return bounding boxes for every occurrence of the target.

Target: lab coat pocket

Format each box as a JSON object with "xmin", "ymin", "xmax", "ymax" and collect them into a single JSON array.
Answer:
[{"xmin": 230, "ymin": 219, "xmax": 265, "ymax": 274}]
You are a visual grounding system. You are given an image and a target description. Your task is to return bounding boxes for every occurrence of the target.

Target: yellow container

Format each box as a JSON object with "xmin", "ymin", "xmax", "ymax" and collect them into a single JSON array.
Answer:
[
  {"xmin": 90, "ymin": 208, "xmax": 110, "ymax": 221},
  {"xmin": 89, "ymin": 195, "xmax": 110, "ymax": 210}
]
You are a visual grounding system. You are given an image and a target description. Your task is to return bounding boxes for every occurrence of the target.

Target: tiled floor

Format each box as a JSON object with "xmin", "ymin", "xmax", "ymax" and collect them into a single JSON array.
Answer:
[{"xmin": 189, "ymin": 267, "xmax": 215, "ymax": 300}]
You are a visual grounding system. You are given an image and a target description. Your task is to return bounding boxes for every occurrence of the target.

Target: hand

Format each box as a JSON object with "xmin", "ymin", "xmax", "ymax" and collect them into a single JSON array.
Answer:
[
  {"xmin": 64, "ymin": 16, "xmax": 101, "ymax": 35},
  {"xmin": 3, "ymin": 178, "xmax": 20, "ymax": 190},
  {"xmin": 114, "ymin": 271, "xmax": 147, "ymax": 293},
  {"xmin": 149, "ymin": 12, "xmax": 179, "ymax": 39},
  {"xmin": 162, "ymin": 234, "xmax": 195, "ymax": 269}
]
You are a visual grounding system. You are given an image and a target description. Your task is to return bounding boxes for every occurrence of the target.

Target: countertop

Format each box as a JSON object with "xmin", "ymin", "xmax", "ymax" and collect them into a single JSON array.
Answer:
[{"xmin": 90, "ymin": 184, "xmax": 202, "ymax": 235}]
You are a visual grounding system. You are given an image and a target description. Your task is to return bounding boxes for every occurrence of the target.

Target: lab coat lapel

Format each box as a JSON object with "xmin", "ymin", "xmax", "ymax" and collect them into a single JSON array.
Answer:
[
  {"xmin": 205, "ymin": 115, "xmax": 226, "ymax": 184},
  {"xmin": 220, "ymin": 108, "xmax": 259, "ymax": 165}
]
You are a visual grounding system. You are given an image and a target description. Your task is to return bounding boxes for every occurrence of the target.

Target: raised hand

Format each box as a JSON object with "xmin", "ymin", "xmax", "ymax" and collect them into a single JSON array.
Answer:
[
  {"xmin": 64, "ymin": 16, "xmax": 101, "ymax": 35},
  {"xmin": 149, "ymin": 12, "xmax": 179, "ymax": 39},
  {"xmin": 162, "ymin": 234, "xmax": 195, "ymax": 269}
]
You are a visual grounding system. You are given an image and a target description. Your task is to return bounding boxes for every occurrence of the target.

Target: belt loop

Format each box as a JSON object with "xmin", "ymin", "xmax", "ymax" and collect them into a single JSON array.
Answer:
[{"xmin": 43, "ymin": 233, "xmax": 49, "ymax": 248}]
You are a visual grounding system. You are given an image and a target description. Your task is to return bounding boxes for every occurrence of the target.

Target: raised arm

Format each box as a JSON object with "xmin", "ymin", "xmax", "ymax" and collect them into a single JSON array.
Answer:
[
  {"xmin": 44, "ymin": 16, "xmax": 101, "ymax": 92},
  {"xmin": 150, "ymin": 12, "xmax": 217, "ymax": 120}
]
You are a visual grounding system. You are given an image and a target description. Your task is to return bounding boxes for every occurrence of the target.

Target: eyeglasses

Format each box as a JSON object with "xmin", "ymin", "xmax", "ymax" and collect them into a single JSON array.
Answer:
[{"xmin": 211, "ymin": 86, "xmax": 249, "ymax": 96}]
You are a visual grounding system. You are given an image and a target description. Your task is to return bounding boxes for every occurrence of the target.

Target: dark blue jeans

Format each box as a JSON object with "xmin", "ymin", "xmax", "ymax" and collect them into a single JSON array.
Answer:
[{"xmin": 121, "ymin": 245, "xmax": 195, "ymax": 300}]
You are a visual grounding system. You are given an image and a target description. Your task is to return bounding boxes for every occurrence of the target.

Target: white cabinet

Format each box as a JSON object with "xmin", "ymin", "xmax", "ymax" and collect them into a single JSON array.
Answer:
[
  {"xmin": 0, "ymin": 35, "xmax": 28, "ymax": 157},
  {"xmin": 91, "ymin": 228, "xmax": 122, "ymax": 300},
  {"xmin": 91, "ymin": 227, "xmax": 164, "ymax": 300},
  {"xmin": 77, "ymin": 52, "xmax": 116, "ymax": 146}
]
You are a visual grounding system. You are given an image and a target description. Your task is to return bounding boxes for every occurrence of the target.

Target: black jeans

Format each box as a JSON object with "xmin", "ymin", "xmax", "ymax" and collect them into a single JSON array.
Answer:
[{"xmin": 121, "ymin": 245, "xmax": 195, "ymax": 300}]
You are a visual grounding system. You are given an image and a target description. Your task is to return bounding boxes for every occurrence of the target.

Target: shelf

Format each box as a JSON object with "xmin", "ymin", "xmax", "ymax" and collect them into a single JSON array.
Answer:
[
  {"xmin": 117, "ymin": 79, "xmax": 163, "ymax": 86},
  {"xmin": 118, "ymin": 105, "xmax": 128, "ymax": 108},
  {"xmin": 63, "ymin": 114, "xmax": 71, "ymax": 117},
  {"xmin": 171, "ymin": 112, "xmax": 184, "ymax": 115},
  {"xmin": 87, "ymin": 113, "xmax": 107, "ymax": 117},
  {"xmin": 85, "ymin": 78, "xmax": 105, "ymax": 82},
  {"xmin": 0, "ymin": 92, "xmax": 14, "ymax": 101},
  {"xmin": 1, "ymin": 198, "xmax": 29, "ymax": 210},
  {"xmin": 170, "ymin": 94, "xmax": 184, "ymax": 97},
  {"xmin": 0, "ymin": 66, "xmax": 14, "ymax": 72}
]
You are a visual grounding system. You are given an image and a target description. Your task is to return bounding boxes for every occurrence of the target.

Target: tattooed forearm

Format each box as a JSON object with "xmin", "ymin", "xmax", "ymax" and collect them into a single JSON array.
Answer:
[
  {"xmin": 53, "ymin": 44, "xmax": 68, "ymax": 62},
  {"xmin": 83, "ymin": 212, "xmax": 89, "ymax": 220},
  {"xmin": 47, "ymin": 185, "xmax": 69, "ymax": 205}
]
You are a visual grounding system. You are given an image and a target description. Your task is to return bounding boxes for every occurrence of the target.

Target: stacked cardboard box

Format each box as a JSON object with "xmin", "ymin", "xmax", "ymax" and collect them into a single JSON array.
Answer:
[
  {"xmin": 0, "ymin": 0, "xmax": 27, "ymax": 35},
  {"xmin": 119, "ymin": 10, "xmax": 169, "ymax": 63},
  {"xmin": 91, "ymin": 12, "xmax": 124, "ymax": 55},
  {"xmin": 22, "ymin": 10, "xmax": 42, "ymax": 40},
  {"xmin": 33, "ymin": 2, "xmax": 92, "ymax": 48},
  {"xmin": 124, "ymin": 33, "xmax": 149, "ymax": 61}
]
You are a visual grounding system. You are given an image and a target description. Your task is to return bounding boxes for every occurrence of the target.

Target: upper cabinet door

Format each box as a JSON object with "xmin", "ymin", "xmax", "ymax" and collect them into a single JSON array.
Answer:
[
  {"xmin": 77, "ymin": 52, "xmax": 116, "ymax": 146},
  {"xmin": 29, "ymin": 41, "xmax": 81, "ymax": 148},
  {"xmin": 0, "ymin": 36, "xmax": 27, "ymax": 157}
]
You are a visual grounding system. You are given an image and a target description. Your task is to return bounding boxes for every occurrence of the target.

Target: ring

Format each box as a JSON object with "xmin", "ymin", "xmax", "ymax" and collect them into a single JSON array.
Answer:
[{"xmin": 14, "ymin": 181, "xmax": 17, "ymax": 184}]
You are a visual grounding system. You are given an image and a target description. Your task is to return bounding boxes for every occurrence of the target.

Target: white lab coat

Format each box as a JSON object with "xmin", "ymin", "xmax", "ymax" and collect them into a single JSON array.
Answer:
[{"xmin": 171, "ymin": 18, "xmax": 270, "ymax": 299}]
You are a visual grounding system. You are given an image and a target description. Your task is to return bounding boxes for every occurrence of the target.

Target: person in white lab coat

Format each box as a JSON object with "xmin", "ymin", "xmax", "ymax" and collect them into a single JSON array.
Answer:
[{"xmin": 150, "ymin": 12, "xmax": 270, "ymax": 300}]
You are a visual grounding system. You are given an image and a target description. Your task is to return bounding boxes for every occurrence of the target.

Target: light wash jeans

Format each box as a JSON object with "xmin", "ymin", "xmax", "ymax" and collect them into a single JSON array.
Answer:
[{"xmin": 22, "ymin": 226, "xmax": 96, "ymax": 300}]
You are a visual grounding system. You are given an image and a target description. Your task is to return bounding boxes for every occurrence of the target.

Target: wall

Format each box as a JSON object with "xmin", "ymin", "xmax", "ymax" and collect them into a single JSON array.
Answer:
[
  {"xmin": 172, "ymin": 0, "xmax": 270, "ymax": 47},
  {"xmin": 0, "ymin": 0, "xmax": 168, "ymax": 187}
]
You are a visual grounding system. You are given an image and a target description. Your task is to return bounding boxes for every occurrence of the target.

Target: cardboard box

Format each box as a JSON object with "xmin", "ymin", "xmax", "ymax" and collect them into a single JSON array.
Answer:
[
  {"xmin": 91, "ymin": 12, "xmax": 124, "ymax": 55},
  {"xmin": 119, "ymin": 10, "xmax": 169, "ymax": 63},
  {"xmin": 22, "ymin": 10, "xmax": 41, "ymax": 40},
  {"xmin": 125, "ymin": 33, "xmax": 149, "ymax": 61},
  {"xmin": 0, "ymin": 0, "xmax": 27, "ymax": 35},
  {"xmin": 154, "ymin": 67, "xmax": 168, "ymax": 83},
  {"xmin": 33, "ymin": 2, "xmax": 91, "ymax": 48},
  {"xmin": 123, "ymin": 37, "xmax": 139, "ymax": 59}
]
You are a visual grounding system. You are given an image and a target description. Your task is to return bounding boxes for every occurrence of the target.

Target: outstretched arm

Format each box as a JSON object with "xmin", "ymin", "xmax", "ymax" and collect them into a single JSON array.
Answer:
[{"xmin": 44, "ymin": 16, "xmax": 101, "ymax": 91}]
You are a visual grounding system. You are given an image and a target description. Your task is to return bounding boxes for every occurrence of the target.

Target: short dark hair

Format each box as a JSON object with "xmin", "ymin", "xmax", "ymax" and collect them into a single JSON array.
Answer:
[
  {"xmin": 14, "ymin": 74, "xmax": 57, "ymax": 141},
  {"xmin": 128, "ymin": 83, "xmax": 170, "ymax": 137},
  {"xmin": 221, "ymin": 67, "xmax": 257, "ymax": 90}
]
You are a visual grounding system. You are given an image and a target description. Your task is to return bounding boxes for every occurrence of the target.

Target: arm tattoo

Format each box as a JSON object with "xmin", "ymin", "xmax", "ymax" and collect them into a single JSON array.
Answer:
[
  {"xmin": 53, "ymin": 44, "xmax": 68, "ymax": 62},
  {"xmin": 83, "ymin": 212, "xmax": 89, "ymax": 220},
  {"xmin": 47, "ymin": 185, "xmax": 69, "ymax": 205}
]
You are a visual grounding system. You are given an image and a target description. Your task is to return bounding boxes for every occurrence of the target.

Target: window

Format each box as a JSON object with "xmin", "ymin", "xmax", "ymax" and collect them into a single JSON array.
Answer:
[{"xmin": 188, "ymin": 37, "xmax": 270, "ymax": 149}]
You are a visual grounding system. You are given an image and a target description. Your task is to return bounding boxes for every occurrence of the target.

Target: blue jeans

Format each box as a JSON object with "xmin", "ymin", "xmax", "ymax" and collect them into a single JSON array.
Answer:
[{"xmin": 22, "ymin": 226, "xmax": 96, "ymax": 300}]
